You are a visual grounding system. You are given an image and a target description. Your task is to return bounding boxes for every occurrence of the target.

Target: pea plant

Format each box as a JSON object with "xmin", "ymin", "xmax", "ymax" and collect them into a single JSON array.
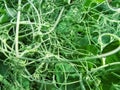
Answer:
[{"xmin": 0, "ymin": 0, "xmax": 120, "ymax": 90}]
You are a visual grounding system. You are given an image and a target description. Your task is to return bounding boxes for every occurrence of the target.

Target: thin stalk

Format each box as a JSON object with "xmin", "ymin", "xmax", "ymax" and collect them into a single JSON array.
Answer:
[
  {"xmin": 15, "ymin": 0, "xmax": 22, "ymax": 57},
  {"xmin": 106, "ymin": 0, "xmax": 120, "ymax": 12},
  {"xmin": 90, "ymin": 62, "xmax": 120, "ymax": 73},
  {"xmin": 44, "ymin": 7, "xmax": 65, "ymax": 35}
]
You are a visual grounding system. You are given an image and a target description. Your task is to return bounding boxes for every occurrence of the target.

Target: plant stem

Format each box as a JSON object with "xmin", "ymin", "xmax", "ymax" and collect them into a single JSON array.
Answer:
[{"xmin": 15, "ymin": 0, "xmax": 21, "ymax": 57}]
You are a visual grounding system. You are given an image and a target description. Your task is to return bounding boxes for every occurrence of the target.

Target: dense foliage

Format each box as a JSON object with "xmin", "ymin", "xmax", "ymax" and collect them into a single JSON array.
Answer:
[{"xmin": 0, "ymin": 0, "xmax": 120, "ymax": 90}]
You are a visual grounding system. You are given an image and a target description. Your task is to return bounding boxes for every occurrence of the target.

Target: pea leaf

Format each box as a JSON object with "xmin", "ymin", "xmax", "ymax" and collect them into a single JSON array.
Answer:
[{"xmin": 0, "ymin": 14, "xmax": 10, "ymax": 23}]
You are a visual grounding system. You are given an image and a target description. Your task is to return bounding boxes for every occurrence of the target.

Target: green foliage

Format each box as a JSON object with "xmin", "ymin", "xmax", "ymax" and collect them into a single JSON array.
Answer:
[{"xmin": 0, "ymin": 0, "xmax": 120, "ymax": 90}]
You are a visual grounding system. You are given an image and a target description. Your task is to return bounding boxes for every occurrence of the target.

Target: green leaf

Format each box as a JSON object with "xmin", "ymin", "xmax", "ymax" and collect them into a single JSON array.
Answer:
[
  {"xmin": 101, "ymin": 35, "xmax": 111, "ymax": 44},
  {"xmin": 102, "ymin": 40, "xmax": 120, "ymax": 54},
  {"xmin": 6, "ymin": 8, "xmax": 16, "ymax": 17},
  {"xmin": 102, "ymin": 40, "xmax": 120, "ymax": 63},
  {"xmin": 101, "ymin": 69, "xmax": 120, "ymax": 90},
  {"xmin": 84, "ymin": 0, "xmax": 104, "ymax": 7},
  {"xmin": 0, "ymin": 14, "xmax": 10, "ymax": 23},
  {"xmin": 55, "ymin": 63, "xmax": 76, "ymax": 83}
]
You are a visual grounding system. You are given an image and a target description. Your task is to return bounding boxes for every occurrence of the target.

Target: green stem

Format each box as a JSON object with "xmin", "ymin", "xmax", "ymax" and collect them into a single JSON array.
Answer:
[
  {"xmin": 0, "ymin": 74, "xmax": 11, "ymax": 86},
  {"xmin": 15, "ymin": 0, "xmax": 21, "ymax": 57}
]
